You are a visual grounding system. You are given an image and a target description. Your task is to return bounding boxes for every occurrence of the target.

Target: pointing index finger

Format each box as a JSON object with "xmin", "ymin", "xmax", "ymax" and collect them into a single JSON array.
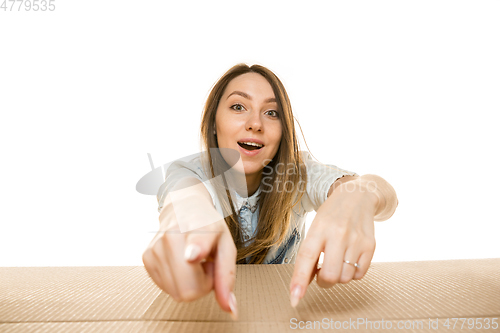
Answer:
[
  {"xmin": 213, "ymin": 230, "xmax": 238, "ymax": 320},
  {"xmin": 290, "ymin": 231, "xmax": 324, "ymax": 307}
]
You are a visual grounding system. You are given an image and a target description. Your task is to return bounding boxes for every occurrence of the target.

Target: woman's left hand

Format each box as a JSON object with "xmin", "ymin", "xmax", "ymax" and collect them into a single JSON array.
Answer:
[{"xmin": 289, "ymin": 180, "xmax": 380, "ymax": 307}]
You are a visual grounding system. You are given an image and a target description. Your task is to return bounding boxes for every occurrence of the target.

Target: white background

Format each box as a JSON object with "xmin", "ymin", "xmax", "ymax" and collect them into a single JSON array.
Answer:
[{"xmin": 1, "ymin": 1, "xmax": 499, "ymax": 267}]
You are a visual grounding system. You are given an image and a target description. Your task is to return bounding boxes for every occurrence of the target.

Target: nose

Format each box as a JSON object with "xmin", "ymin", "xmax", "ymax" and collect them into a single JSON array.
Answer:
[{"xmin": 245, "ymin": 110, "xmax": 263, "ymax": 132}]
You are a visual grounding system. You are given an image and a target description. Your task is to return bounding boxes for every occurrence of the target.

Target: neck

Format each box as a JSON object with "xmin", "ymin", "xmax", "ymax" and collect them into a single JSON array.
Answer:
[{"xmin": 242, "ymin": 172, "xmax": 262, "ymax": 197}]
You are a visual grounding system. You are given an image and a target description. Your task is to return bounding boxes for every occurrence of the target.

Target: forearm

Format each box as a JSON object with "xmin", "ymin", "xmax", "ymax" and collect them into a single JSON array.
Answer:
[
  {"xmin": 159, "ymin": 177, "xmax": 222, "ymax": 232},
  {"xmin": 328, "ymin": 174, "xmax": 398, "ymax": 222}
]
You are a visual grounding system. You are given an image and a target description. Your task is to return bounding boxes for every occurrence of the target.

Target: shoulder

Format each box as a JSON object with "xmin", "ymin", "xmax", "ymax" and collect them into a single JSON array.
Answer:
[
  {"xmin": 159, "ymin": 151, "xmax": 222, "ymax": 214},
  {"xmin": 164, "ymin": 151, "xmax": 211, "ymax": 181},
  {"xmin": 299, "ymin": 150, "xmax": 311, "ymax": 161}
]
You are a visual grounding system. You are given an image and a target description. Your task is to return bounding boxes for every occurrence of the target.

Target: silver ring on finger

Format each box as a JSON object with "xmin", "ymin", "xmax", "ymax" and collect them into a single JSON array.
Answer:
[{"xmin": 343, "ymin": 260, "xmax": 359, "ymax": 268}]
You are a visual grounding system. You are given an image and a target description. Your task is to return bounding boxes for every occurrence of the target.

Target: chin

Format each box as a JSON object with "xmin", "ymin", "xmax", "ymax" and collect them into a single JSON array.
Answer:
[{"xmin": 241, "ymin": 162, "xmax": 265, "ymax": 175}]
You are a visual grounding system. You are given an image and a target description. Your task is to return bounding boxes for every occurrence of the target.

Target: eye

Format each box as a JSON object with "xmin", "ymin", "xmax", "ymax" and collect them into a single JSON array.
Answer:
[
  {"xmin": 230, "ymin": 103, "xmax": 245, "ymax": 111},
  {"xmin": 266, "ymin": 110, "xmax": 279, "ymax": 118}
]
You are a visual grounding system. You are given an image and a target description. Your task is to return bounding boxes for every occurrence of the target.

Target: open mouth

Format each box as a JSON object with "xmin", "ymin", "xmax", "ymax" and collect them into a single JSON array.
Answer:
[{"xmin": 237, "ymin": 141, "xmax": 264, "ymax": 151}]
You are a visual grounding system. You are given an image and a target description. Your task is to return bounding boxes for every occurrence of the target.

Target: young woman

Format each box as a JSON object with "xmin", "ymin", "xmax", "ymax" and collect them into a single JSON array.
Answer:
[{"xmin": 142, "ymin": 64, "xmax": 398, "ymax": 321}]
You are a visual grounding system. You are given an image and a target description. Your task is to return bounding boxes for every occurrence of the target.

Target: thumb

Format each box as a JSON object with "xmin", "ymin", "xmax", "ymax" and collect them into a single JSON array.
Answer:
[{"xmin": 213, "ymin": 229, "xmax": 238, "ymax": 320}]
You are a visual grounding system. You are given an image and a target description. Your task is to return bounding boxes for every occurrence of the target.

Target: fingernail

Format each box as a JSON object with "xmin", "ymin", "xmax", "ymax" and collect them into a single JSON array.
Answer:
[
  {"xmin": 228, "ymin": 291, "xmax": 238, "ymax": 321},
  {"xmin": 184, "ymin": 244, "xmax": 200, "ymax": 262},
  {"xmin": 290, "ymin": 285, "xmax": 302, "ymax": 308}
]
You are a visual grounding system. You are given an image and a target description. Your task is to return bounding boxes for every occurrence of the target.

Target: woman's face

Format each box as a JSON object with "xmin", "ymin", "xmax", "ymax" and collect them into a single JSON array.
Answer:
[{"xmin": 215, "ymin": 72, "xmax": 282, "ymax": 178}]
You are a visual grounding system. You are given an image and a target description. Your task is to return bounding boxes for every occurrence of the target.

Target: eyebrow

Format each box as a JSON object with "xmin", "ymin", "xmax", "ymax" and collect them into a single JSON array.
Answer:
[{"xmin": 226, "ymin": 91, "xmax": 277, "ymax": 104}]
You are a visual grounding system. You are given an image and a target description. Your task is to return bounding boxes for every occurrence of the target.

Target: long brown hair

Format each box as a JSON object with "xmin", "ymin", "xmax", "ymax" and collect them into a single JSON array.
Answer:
[{"xmin": 200, "ymin": 63, "xmax": 307, "ymax": 264}]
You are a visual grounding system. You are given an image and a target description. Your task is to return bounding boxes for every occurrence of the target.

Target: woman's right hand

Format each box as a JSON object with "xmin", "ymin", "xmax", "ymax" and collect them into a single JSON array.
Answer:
[{"xmin": 142, "ymin": 178, "xmax": 238, "ymax": 320}]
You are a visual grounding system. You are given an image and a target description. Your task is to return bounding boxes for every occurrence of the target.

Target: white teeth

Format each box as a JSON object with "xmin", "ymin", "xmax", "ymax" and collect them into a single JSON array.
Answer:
[{"xmin": 240, "ymin": 141, "xmax": 263, "ymax": 148}]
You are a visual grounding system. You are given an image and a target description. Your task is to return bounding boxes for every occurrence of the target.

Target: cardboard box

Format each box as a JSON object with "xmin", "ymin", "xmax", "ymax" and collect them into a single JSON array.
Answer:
[{"xmin": 1, "ymin": 259, "xmax": 499, "ymax": 332}]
